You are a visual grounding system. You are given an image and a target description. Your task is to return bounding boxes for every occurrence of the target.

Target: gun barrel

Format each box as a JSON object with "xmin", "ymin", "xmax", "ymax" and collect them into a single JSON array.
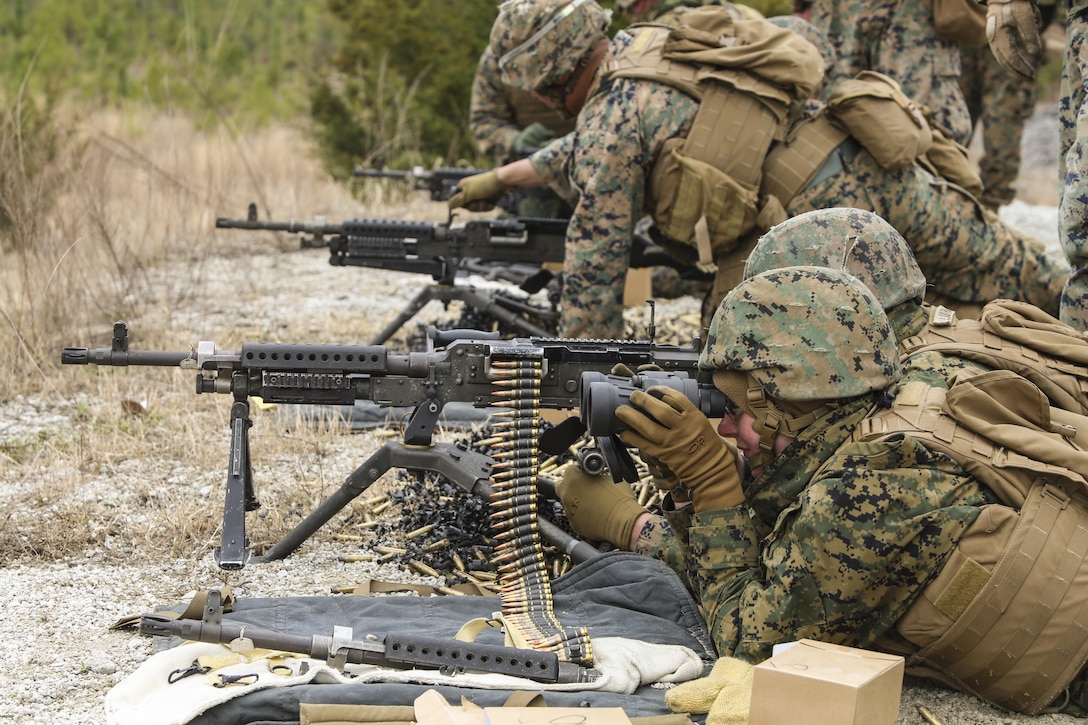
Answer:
[
  {"xmin": 61, "ymin": 346, "xmax": 196, "ymax": 367},
  {"xmin": 215, "ymin": 217, "xmax": 338, "ymax": 235},
  {"xmin": 352, "ymin": 168, "xmax": 413, "ymax": 179}
]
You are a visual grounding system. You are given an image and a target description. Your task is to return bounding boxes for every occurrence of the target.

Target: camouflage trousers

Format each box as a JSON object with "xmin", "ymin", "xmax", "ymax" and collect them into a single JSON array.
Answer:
[
  {"xmin": 1059, "ymin": 5, "xmax": 1088, "ymax": 330},
  {"xmin": 959, "ymin": 42, "xmax": 1045, "ymax": 209},
  {"xmin": 789, "ymin": 146, "xmax": 1068, "ymax": 316}
]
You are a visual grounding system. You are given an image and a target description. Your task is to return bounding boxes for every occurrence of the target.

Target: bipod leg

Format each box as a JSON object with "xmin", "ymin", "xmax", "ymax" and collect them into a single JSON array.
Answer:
[
  {"xmin": 373, "ymin": 284, "xmax": 556, "ymax": 344},
  {"xmin": 214, "ymin": 398, "xmax": 259, "ymax": 570},
  {"xmin": 454, "ymin": 287, "xmax": 555, "ymax": 336},
  {"xmin": 257, "ymin": 439, "xmax": 602, "ymax": 565},
  {"xmin": 371, "ymin": 286, "xmax": 444, "ymax": 345},
  {"xmin": 257, "ymin": 440, "xmax": 494, "ymax": 563}
]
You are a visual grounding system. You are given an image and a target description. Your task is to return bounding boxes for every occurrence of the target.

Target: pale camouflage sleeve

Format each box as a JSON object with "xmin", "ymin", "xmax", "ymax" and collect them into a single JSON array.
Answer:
[
  {"xmin": 470, "ymin": 48, "xmax": 520, "ymax": 159},
  {"xmin": 529, "ymin": 133, "xmax": 578, "ymax": 204},
  {"xmin": 632, "ymin": 511, "xmax": 686, "ymax": 577},
  {"xmin": 557, "ymin": 69, "xmax": 697, "ymax": 338},
  {"xmin": 685, "ymin": 435, "xmax": 985, "ymax": 662},
  {"xmin": 1059, "ymin": 1, "xmax": 1088, "ymax": 329}
]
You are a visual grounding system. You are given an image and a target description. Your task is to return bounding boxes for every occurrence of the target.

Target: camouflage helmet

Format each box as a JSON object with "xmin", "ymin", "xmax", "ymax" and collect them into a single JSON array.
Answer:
[
  {"xmin": 744, "ymin": 208, "xmax": 927, "ymax": 311},
  {"xmin": 765, "ymin": 15, "xmax": 835, "ymax": 76},
  {"xmin": 492, "ymin": 0, "xmax": 613, "ymax": 93},
  {"xmin": 700, "ymin": 266, "xmax": 901, "ymax": 403}
]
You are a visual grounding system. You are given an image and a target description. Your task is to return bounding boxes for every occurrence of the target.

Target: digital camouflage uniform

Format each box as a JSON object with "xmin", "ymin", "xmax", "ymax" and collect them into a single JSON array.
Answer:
[
  {"xmin": 632, "ymin": 208, "xmax": 991, "ymax": 568},
  {"xmin": 631, "ymin": 222, "xmax": 1087, "ymax": 713},
  {"xmin": 527, "ymin": 29, "xmax": 702, "ymax": 338},
  {"xmin": 784, "ymin": 115, "xmax": 1069, "ymax": 316},
  {"xmin": 469, "ymin": 47, "xmax": 577, "ymax": 219},
  {"xmin": 809, "ymin": 0, "xmax": 973, "ymax": 144},
  {"xmin": 1059, "ymin": 0, "xmax": 1088, "ymax": 329},
  {"xmin": 497, "ymin": 1, "xmax": 1065, "ymax": 338},
  {"xmin": 958, "ymin": 39, "xmax": 1047, "ymax": 209},
  {"xmin": 662, "ymin": 268, "xmax": 986, "ymax": 662}
]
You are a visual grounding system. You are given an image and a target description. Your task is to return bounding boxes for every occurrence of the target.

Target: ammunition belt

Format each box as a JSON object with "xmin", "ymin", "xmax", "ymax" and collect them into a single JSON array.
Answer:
[{"xmin": 489, "ymin": 356, "xmax": 592, "ymax": 666}]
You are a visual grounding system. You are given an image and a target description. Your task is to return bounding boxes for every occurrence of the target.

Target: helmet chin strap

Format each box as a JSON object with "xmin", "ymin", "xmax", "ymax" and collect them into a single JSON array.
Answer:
[
  {"xmin": 712, "ymin": 369, "xmax": 829, "ymax": 472},
  {"xmin": 747, "ymin": 385, "xmax": 830, "ymax": 471}
]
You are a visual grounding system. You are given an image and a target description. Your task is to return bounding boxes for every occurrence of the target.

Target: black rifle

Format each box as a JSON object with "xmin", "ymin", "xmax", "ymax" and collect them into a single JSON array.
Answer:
[
  {"xmin": 62, "ymin": 320, "xmax": 724, "ymax": 570},
  {"xmin": 142, "ymin": 589, "xmax": 597, "ymax": 684},
  {"xmin": 216, "ymin": 205, "xmax": 565, "ymax": 343},
  {"xmin": 353, "ymin": 165, "xmax": 524, "ymax": 215}
]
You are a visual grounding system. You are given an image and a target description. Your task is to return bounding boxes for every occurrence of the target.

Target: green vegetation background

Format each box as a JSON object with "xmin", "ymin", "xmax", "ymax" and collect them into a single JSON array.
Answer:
[{"xmin": 0, "ymin": 0, "xmax": 796, "ymax": 188}]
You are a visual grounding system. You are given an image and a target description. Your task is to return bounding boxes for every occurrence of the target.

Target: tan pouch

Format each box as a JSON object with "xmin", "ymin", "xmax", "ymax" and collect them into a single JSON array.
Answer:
[
  {"xmin": 826, "ymin": 71, "xmax": 933, "ymax": 170},
  {"xmin": 898, "ymin": 481, "xmax": 1088, "ymax": 714},
  {"xmin": 649, "ymin": 141, "xmax": 761, "ymax": 271},
  {"xmin": 901, "ymin": 300, "xmax": 1088, "ymax": 416},
  {"xmin": 920, "ymin": 124, "xmax": 984, "ymax": 198},
  {"xmin": 933, "ymin": 0, "xmax": 988, "ymax": 47}
]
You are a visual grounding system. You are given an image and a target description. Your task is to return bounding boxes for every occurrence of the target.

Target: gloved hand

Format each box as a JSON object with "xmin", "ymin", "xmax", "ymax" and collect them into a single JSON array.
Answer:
[
  {"xmin": 665, "ymin": 657, "xmax": 754, "ymax": 725},
  {"xmin": 447, "ymin": 169, "xmax": 510, "ymax": 212},
  {"xmin": 558, "ymin": 465, "xmax": 647, "ymax": 549},
  {"xmin": 512, "ymin": 122, "xmax": 555, "ymax": 155},
  {"xmin": 616, "ymin": 387, "xmax": 743, "ymax": 512},
  {"xmin": 641, "ymin": 456, "xmax": 685, "ymax": 497},
  {"xmin": 607, "ymin": 364, "xmax": 684, "ymax": 497},
  {"xmin": 986, "ymin": 0, "xmax": 1042, "ymax": 81}
]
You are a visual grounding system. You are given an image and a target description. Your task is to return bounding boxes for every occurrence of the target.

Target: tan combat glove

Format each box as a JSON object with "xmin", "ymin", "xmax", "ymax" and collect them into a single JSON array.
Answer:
[
  {"xmin": 665, "ymin": 657, "xmax": 754, "ymax": 725},
  {"xmin": 447, "ymin": 170, "xmax": 510, "ymax": 212},
  {"xmin": 558, "ymin": 465, "xmax": 647, "ymax": 549},
  {"xmin": 986, "ymin": 0, "xmax": 1042, "ymax": 81},
  {"xmin": 607, "ymin": 364, "xmax": 685, "ymax": 500},
  {"xmin": 616, "ymin": 387, "xmax": 743, "ymax": 513}
]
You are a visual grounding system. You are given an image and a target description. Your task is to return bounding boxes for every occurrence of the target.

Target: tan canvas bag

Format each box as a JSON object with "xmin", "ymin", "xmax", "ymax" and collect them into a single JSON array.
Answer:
[{"xmin": 826, "ymin": 71, "xmax": 933, "ymax": 170}]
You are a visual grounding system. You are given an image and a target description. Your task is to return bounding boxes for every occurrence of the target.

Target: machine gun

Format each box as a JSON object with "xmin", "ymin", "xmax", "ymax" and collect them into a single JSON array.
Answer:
[
  {"xmin": 216, "ymin": 206, "xmax": 711, "ymax": 345},
  {"xmin": 62, "ymin": 320, "xmax": 726, "ymax": 570},
  {"xmin": 142, "ymin": 590, "xmax": 596, "ymax": 684},
  {"xmin": 216, "ymin": 205, "xmax": 565, "ymax": 343},
  {"xmin": 353, "ymin": 165, "xmax": 524, "ymax": 215}
]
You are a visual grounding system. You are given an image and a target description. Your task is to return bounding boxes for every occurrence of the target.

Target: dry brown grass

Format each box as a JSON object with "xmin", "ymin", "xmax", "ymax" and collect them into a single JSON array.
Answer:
[{"xmin": 0, "ymin": 104, "xmax": 443, "ymax": 566}]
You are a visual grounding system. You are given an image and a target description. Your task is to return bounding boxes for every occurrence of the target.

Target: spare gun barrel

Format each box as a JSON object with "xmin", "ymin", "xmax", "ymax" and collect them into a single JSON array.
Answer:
[{"xmin": 139, "ymin": 614, "xmax": 596, "ymax": 683}]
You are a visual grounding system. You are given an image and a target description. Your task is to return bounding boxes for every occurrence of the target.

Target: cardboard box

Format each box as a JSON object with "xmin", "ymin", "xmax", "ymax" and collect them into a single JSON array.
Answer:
[
  {"xmin": 747, "ymin": 640, "xmax": 904, "ymax": 725},
  {"xmin": 483, "ymin": 707, "xmax": 631, "ymax": 725},
  {"xmin": 623, "ymin": 267, "xmax": 653, "ymax": 307},
  {"xmin": 412, "ymin": 691, "xmax": 632, "ymax": 725}
]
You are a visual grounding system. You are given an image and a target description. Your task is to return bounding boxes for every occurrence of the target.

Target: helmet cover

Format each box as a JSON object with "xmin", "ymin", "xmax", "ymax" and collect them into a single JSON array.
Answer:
[
  {"xmin": 701, "ymin": 266, "xmax": 901, "ymax": 402},
  {"xmin": 744, "ymin": 208, "xmax": 927, "ymax": 311},
  {"xmin": 493, "ymin": 0, "xmax": 613, "ymax": 92}
]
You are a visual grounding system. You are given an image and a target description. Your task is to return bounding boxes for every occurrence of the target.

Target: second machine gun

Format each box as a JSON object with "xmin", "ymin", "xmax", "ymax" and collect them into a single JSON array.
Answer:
[
  {"xmin": 353, "ymin": 165, "xmax": 526, "ymax": 215},
  {"xmin": 62, "ymin": 321, "xmax": 728, "ymax": 571},
  {"xmin": 217, "ymin": 204, "xmax": 566, "ymax": 344}
]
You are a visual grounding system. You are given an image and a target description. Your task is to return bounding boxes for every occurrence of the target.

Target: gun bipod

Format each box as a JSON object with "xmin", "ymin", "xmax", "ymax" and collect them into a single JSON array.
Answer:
[
  {"xmin": 256, "ymin": 439, "xmax": 601, "ymax": 566},
  {"xmin": 372, "ymin": 283, "xmax": 558, "ymax": 345}
]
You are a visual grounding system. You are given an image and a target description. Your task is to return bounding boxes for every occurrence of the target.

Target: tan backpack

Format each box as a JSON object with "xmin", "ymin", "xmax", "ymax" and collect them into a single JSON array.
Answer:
[
  {"xmin": 855, "ymin": 370, "xmax": 1088, "ymax": 714},
  {"xmin": 901, "ymin": 299, "xmax": 1088, "ymax": 417},
  {"xmin": 602, "ymin": 6, "xmax": 823, "ymax": 271},
  {"xmin": 825, "ymin": 71, "xmax": 933, "ymax": 171}
]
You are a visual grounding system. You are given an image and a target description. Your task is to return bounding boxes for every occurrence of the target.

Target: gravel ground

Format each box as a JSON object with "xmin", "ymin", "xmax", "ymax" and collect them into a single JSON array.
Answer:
[{"xmin": 1, "ymin": 102, "xmax": 1083, "ymax": 725}]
